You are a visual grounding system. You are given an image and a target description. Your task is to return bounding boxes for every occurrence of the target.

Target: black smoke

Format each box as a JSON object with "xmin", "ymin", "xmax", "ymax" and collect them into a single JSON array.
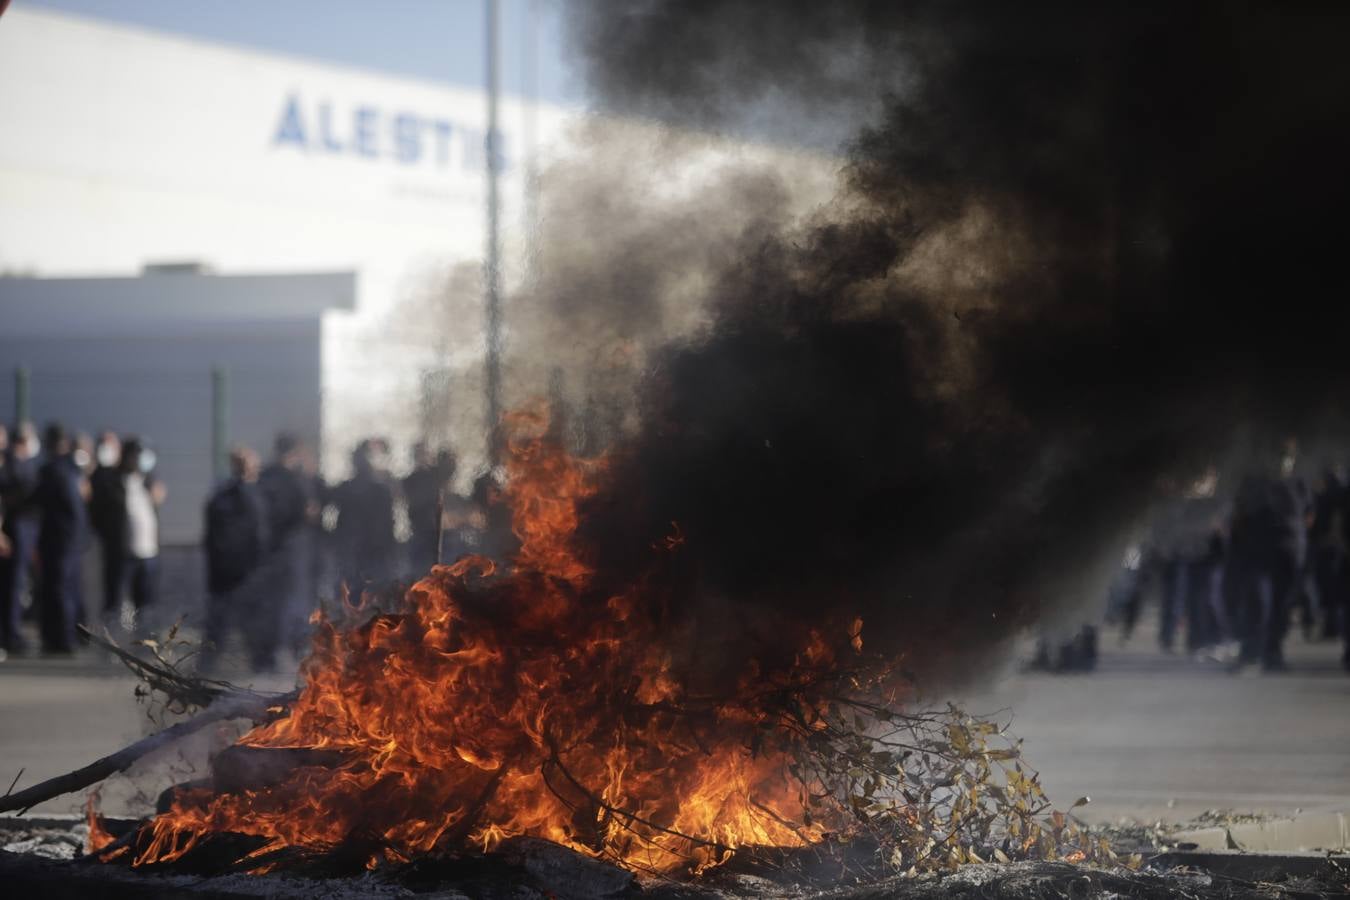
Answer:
[{"xmin": 544, "ymin": 1, "xmax": 1350, "ymax": 681}]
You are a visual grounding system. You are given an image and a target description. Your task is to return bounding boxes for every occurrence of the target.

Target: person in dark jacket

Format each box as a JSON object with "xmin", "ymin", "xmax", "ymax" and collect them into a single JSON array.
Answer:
[
  {"xmin": 1229, "ymin": 452, "xmax": 1304, "ymax": 673},
  {"xmin": 36, "ymin": 423, "xmax": 89, "ymax": 654},
  {"xmin": 88, "ymin": 430, "xmax": 124, "ymax": 625},
  {"xmin": 256, "ymin": 432, "xmax": 318, "ymax": 669},
  {"xmin": 330, "ymin": 440, "xmax": 397, "ymax": 594},
  {"xmin": 200, "ymin": 446, "xmax": 269, "ymax": 673},
  {"xmin": 0, "ymin": 422, "xmax": 42, "ymax": 654},
  {"xmin": 1264, "ymin": 442, "xmax": 1309, "ymax": 670},
  {"xmin": 1309, "ymin": 466, "xmax": 1345, "ymax": 641},
  {"xmin": 1228, "ymin": 473, "xmax": 1277, "ymax": 670},
  {"xmin": 402, "ymin": 443, "xmax": 466, "ymax": 575}
]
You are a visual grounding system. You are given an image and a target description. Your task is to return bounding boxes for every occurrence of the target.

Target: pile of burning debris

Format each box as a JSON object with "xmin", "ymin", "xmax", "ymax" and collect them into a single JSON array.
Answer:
[{"xmin": 3, "ymin": 424, "xmax": 1346, "ymax": 898}]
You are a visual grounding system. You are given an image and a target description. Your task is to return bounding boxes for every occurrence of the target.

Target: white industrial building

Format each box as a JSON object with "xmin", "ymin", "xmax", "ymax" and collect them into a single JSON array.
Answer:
[{"xmin": 0, "ymin": 7, "xmax": 565, "ymax": 541}]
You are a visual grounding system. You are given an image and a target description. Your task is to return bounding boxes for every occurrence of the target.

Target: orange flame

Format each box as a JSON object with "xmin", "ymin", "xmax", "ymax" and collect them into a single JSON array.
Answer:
[
  {"xmin": 86, "ymin": 794, "xmax": 126, "ymax": 859},
  {"xmin": 132, "ymin": 411, "xmax": 868, "ymax": 875}
]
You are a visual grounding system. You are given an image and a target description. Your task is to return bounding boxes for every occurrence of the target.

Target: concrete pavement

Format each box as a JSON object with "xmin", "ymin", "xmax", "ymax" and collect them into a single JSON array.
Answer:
[{"xmin": 951, "ymin": 628, "xmax": 1350, "ymax": 825}]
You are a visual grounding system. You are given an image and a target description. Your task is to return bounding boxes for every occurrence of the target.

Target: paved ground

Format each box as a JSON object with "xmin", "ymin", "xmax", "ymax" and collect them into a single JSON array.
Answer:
[
  {"xmin": 953, "ymin": 629, "xmax": 1350, "ymax": 825},
  {"xmin": 1, "ymin": 619, "xmax": 1346, "ymax": 824}
]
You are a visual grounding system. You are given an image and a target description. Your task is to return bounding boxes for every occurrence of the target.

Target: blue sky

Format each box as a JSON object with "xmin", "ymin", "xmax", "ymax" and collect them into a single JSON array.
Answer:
[{"xmin": 16, "ymin": 0, "xmax": 584, "ymax": 105}]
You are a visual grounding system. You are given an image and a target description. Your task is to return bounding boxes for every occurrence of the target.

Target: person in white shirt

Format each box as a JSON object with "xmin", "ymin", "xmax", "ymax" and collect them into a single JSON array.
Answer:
[{"xmin": 109, "ymin": 437, "xmax": 166, "ymax": 634}]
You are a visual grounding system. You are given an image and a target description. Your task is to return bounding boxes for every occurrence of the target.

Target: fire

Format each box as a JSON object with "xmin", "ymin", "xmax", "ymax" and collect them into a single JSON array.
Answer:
[
  {"xmin": 130, "ymin": 412, "xmax": 878, "ymax": 875},
  {"xmin": 86, "ymin": 794, "xmax": 124, "ymax": 859}
]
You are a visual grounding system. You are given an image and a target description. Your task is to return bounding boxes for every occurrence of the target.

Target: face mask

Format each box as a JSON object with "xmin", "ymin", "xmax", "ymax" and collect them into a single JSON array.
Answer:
[
  {"xmin": 73, "ymin": 448, "xmax": 91, "ymax": 469},
  {"xmin": 138, "ymin": 449, "xmax": 157, "ymax": 474},
  {"xmin": 96, "ymin": 444, "xmax": 118, "ymax": 468},
  {"xmin": 28, "ymin": 439, "xmax": 40, "ymax": 459}
]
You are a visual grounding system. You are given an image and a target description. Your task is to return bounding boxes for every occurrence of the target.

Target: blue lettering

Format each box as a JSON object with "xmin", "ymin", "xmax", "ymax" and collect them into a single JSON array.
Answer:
[
  {"xmin": 317, "ymin": 101, "xmax": 342, "ymax": 153},
  {"xmin": 431, "ymin": 119, "xmax": 453, "ymax": 165},
  {"xmin": 272, "ymin": 94, "xmax": 307, "ymax": 149},
  {"xmin": 272, "ymin": 95, "xmax": 517, "ymax": 172},
  {"xmin": 393, "ymin": 113, "xmax": 422, "ymax": 164},
  {"xmin": 353, "ymin": 106, "xmax": 378, "ymax": 158}
]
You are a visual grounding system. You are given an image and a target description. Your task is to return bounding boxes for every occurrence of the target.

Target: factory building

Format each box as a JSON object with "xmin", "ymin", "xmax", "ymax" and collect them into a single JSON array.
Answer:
[{"xmin": 0, "ymin": 7, "xmax": 560, "ymax": 541}]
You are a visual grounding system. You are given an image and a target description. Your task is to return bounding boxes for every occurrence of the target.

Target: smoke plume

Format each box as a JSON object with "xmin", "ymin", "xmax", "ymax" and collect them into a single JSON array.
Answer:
[{"xmin": 517, "ymin": 1, "xmax": 1350, "ymax": 682}]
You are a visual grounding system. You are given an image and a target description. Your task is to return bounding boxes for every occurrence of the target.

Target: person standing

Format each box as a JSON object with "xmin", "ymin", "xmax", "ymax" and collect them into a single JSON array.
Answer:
[
  {"xmin": 120, "ymin": 438, "xmax": 166, "ymax": 635},
  {"xmin": 89, "ymin": 430, "xmax": 125, "ymax": 627},
  {"xmin": 90, "ymin": 436, "xmax": 165, "ymax": 633},
  {"xmin": 1229, "ymin": 447, "xmax": 1304, "ymax": 673},
  {"xmin": 200, "ymin": 446, "xmax": 269, "ymax": 673},
  {"xmin": 35, "ymin": 423, "xmax": 89, "ymax": 653},
  {"xmin": 1309, "ymin": 466, "xmax": 1345, "ymax": 641},
  {"xmin": 330, "ymin": 440, "xmax": 397, "ymax": 594},
  {"xmin": 257, "ymin": 432, "xmax": 318, "ymax": 669},
  {"xmin": 402, "ymin": 444, "xmax": 465, "ymax": 575},
  {"xmin": 1265, "ymin": 440, "xmax": 1309, "ymax": 670},
  {"xmin": 1228, "ymin": 473, "xmax": 1277, "ymax": 671},
  {"xmin": 0, "ymin": 422, "xmax": 42, "ymax": 653}
]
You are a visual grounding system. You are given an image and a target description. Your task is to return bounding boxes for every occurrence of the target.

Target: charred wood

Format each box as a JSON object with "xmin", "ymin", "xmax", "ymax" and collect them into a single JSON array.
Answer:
[{"xmin": 208, "ymin": 746, "xmax": 354, "ymax": 796}]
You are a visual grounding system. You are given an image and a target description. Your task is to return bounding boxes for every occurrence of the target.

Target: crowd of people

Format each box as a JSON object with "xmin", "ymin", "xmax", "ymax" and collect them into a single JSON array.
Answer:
[
  {"xmin": 0, "ymin": 422, "xmax": 511, "ymax": 670},
  {"xmin": 0, "ymin": 423, "xmax": 165, "ymax": 656},
  {"xmin": 10, "ymin": 419, "xmax": 1349, "ymax": 676},
  {"xmin": 1104, "ymin": 439, "xmax": 1350, "ymax": 674}
]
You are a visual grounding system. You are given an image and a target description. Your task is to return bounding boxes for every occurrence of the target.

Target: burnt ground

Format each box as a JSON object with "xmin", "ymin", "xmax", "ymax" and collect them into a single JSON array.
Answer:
[{"xmin": 0, "ymin": 823, "xmax": 1347, "ymax": 900}]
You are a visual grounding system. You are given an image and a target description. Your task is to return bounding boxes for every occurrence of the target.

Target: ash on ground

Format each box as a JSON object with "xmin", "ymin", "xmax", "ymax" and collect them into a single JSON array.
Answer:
[{"xmin": 4, "ymin": 816, "xmax": 1349, "ymax": 899}]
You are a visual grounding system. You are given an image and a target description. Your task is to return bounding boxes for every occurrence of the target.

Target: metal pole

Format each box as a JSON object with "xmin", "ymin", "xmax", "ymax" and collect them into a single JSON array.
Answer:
[
  {"xmin": 522, "ymin": 0, "xmax": 540, "ymax": 273},
  {"xmin": 483, "ymin": 0, "xmax": 503, "ymax": 464},
  {"xmin": 13, "ymin": 365, "xmax": 29, "ymax": 425},
  {"xmin": 211, "ymin": 366, "xmax": 229, "ymax": 482}
]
